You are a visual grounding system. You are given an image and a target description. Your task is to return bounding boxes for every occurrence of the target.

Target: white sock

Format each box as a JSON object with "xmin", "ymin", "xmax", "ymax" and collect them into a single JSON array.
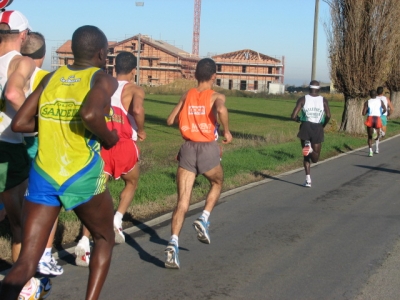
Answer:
[
  {"xmin": 306, "ymin": 175, "xmax": 311, "ymax": 182},
  {"xmin": 201, "ymin": 210, "xmax": 210, "ymax": 222},
  {"xmin": 114, "ymin": 211, "xmax": 123, "ymax": 224},
  {"xmin": 80, "ymin": 235, "xmax": 90, "ymax": 245},
  {"xmin": 375, "ymin": 139, "xmax": 379, "ymax": 150},
  {"xmin": 369, "ymin": 147, "xmax": 373, "ymax": 152},
  {"xmin": 40, "ymin": 247, "xmax": 52, "ymax": 263},
  {"xmin": 170, "ymin": 235, "xmax": 179, "ymax": 246}
]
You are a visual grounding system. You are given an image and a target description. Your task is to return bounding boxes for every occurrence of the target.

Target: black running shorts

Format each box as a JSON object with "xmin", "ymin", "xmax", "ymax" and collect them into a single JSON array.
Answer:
[
  {"xmin": 297, "ymin": 121, "xmax": 324, "ymax": 144},
  {"xmin": 0, "ymin": 141, "xmax": 30, "ymax": 192}
]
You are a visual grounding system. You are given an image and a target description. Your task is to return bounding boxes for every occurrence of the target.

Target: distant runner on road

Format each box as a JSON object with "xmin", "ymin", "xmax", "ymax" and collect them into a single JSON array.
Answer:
[
  {"xmin": 291, "ymin": 80, "xmax": 331, "ymax": 188},
  {"xmin": 362, "ymin": 89, "xmax": 386, "ymax": 156},
  {"xmin": 165, "ymin": 58, "xmax": 232, "ymax": 269},
  {"xmin": 376, "ymin": 86, "xmax": 393, "ymax": 138}
]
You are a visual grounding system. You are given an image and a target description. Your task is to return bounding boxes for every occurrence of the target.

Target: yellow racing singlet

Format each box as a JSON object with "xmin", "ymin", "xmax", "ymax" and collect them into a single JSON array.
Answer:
[{"xmin": 28, "ymin": 65, "xmax": 106, "ymax": 210}]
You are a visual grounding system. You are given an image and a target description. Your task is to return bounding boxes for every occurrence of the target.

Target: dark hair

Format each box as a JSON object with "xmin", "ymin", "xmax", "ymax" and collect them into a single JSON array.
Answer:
[
  {"xmin": 71, "ymin": 25, "xmax": 107, "ymax": 61},
  {"xmin": 21, "ymin": 32, "xmax": 46, "ymax": 59},
  {"xmin": 195, "ymin": 58, "xmax": 216, "ymax": 82},
  {"xmin": 0, "ymin": 23, "xmax": 17, "ymax": 42},
  {"xmin": 370, "ymin": 90, "xmax": 377, "ymax": 97},
  {"xmin": 115, "ymin": 51, "xmax": 137, "ymax": 74},
  {"xmin": 377, "ymin": 86, "xmax": 384, "ymax": 95}
]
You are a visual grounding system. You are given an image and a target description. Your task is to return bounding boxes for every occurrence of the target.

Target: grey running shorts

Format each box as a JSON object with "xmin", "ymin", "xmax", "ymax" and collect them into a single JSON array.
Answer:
[
  {"xmin": 0, "ymin": 141, "xmax": 30, "ymax": 192},
  {"xmin": 297, "ymin": 121, "xmax": 324, "ymax": 144},
  {"xmin": 178, "ymin": 140, "xmax": 220, "ymax": 175}
]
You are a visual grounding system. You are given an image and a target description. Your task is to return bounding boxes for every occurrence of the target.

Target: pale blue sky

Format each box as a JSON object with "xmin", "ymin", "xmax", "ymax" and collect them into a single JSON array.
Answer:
[{"xmin": 9, "ymin": 0, "xmax": 331, "ymax": 85}]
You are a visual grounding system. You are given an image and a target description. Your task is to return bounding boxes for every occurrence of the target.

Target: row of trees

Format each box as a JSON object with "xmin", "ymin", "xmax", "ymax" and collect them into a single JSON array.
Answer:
[{"xmin": 324, "ymin": 0, "xmax": 400, "ymax": 133}]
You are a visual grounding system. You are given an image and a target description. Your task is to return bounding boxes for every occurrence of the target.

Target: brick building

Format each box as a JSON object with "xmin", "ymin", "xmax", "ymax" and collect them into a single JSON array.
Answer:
[
  {"xmin": 212, "ymin": 49, "xmax": 284, "ymax": 92},
  {"xmin": 53, "ymin": 35, "xmax": 284, "ymax": 91},
  {"xmin": 54, "ymin": 34, "xmax": 198, "ymax": 86}
]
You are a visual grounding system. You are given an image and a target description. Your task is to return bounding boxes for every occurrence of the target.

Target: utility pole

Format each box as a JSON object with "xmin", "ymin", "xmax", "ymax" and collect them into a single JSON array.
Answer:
[
  {"xmin": 311, "ymin": 0, "xmax": 319, "ymax": 80},
  {"xmin": 192, "ymin": 0, "xmax": 201, "ymax": 56}
]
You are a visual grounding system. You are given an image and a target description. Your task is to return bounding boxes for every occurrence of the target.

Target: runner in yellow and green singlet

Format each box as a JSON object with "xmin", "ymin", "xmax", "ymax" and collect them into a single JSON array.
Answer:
[{"xmin": 0, "ymin": 25, "xmax": 119, "ymax": 300}]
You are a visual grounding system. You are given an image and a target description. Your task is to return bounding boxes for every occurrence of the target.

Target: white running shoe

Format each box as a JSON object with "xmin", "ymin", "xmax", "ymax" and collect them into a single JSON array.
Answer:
[
  {"xmin": 375, "ymin": 149, "xmax": 379, "ymax": 154},
  {"xmin": 75, "ymin": 241, "xmax": 90, "ymax": 267},
  {"xmin": 372, "ymin": 129, "xmax": 377, "ymax": 140},
  {"xmin": 193, "ymin": 217, "xmax": 211, "ymax": 244},
  {"xmin": 303, "ymin": 180, "xmax": 311, "ymax": 188},
  {"xmin": 37, "ymin": 255, "xmax": 64, "ymax": 276},
  {"xmin": 18, "ymin": 277, "xmax": 43, "ymax": 300},
  {"xmin": 302, "ymin": 141, "xmax": 313, "ymax": 156},
  {"xmin": 114, "ymin": 219, "xmax": 125, "ymax": 244},
  {"xmin": 164, "ymin": 241, "xmax": 180, "ymax": 269}
]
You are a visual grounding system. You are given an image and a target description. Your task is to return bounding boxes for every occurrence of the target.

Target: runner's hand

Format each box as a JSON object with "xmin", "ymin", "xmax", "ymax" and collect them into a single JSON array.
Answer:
[
  {"xmin": 137, "ymin": 129, "xmax": 146, "ymax": 141},
  {"xmin": 222, "ymin": 130, "xmax": 232, "ymax": 144}
]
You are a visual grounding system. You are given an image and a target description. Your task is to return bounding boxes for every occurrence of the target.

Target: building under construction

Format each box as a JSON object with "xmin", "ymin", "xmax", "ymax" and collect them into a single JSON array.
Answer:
[
  {"xmin": 53, "ymin": 34, "xmax": 284, "ymax": 92},
  {"xmin": 212, "ymin": 49, "xmax": 284, "ymax": 92}
]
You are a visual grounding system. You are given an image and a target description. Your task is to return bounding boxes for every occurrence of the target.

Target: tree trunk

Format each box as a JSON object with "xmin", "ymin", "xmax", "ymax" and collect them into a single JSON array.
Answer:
[
  {"xmin": 389, "ymin": 91, "xmax": 400, "ymax": 119},
  {"xmin": 339, "ymin": 97, "xmax": 365, "ymax": 134}
]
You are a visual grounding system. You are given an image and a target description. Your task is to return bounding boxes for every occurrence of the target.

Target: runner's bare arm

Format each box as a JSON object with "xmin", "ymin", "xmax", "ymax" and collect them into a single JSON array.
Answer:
[
  {"xmin": 81, "ymin": 72, "xmax": 119, "ymax": 149},
  {"xmin": 387, "ymin": 98, "xmax": 394, "ymax": 115},
  {"xmin": 167, "ymin": 91, "xmax": 187, "ymax": 125},
  {"xmin": 11, "ymin": 72, "xmax": 52, "ymax": 133},
  {"xmin": 381, "ymin": 100, "xmax": 387, "ymax": 115},
  {"xmin": 129, "ymin": 85, "xmax": 146, "ymax": 141},
  {"xmin": 5, "ymin": 56, "xmax": 36, "ymax": 111},
  {"xmin": 322, "ymin": 98, "xmax": 331, "ymax": 127},
  {"xmin": 291, "ymin": 96, "xmax": 305, "ymax": 122},
  {"xmin": 214, "ymin": 93, "xmax": 232, "ymax": 144},
  {"xmin": 362, "ymin": 101, "xmax": 368, "ymax": 116}
]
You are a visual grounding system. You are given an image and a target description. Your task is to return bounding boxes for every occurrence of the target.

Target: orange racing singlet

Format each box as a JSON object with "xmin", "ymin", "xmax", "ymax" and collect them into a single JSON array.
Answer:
[{"xmin": 178, "ymin": 88, "xmax": 218, "ymax": 142}]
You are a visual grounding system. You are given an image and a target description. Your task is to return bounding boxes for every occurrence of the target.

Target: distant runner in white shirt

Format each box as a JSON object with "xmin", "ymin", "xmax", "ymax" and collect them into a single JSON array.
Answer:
[
  {"xmin": 362, "ymin": 89, "xmax": 386, "ymax": 156},
  {"xmin": 291, "ymin": 80, "xmax": 331, "ymax": 188}
]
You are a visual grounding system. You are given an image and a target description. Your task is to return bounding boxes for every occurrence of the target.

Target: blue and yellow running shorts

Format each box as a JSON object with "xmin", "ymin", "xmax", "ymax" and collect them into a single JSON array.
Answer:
[{"xmin": 25, "ymin": 157, "xmax": 107, "ymax": 210}]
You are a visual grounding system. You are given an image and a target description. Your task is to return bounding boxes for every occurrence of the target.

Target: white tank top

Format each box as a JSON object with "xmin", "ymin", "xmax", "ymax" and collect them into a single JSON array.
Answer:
[
  {"xmin": 377, "ymin": 95, "xmax": 388, "ymax": 116},
  {"xmin": 110, "ymin": 81, "xmax": 138, "ymax": 141},
  {"xmin": 0, "ymin": 50, "xmax": 24, "ymax": 143},
  {"xmin": 300, "ymin": 94, "xmax": 325, "ymax": 124},
  {"xmin": 367, "ymin": 98, "xmax": 382, "ymax": 117}
]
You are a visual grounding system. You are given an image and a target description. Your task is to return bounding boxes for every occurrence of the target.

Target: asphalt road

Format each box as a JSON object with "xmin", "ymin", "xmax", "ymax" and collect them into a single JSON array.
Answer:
[{"xmin": 4, "ymin": 135, "xmax": 400, "ymax": 299}]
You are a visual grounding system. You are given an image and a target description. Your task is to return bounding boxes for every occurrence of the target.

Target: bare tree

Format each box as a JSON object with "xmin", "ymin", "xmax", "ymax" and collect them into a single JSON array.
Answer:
[
  {"xmin": 386, "ymin": 42, "xmax": 400, "ymax": 119},
  {"xmin": 324, "ymin": 0, "xmax": 400, "ymax": 133}
]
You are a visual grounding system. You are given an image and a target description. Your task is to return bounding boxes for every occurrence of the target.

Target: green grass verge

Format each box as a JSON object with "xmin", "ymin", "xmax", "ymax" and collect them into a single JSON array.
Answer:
[
  {"xmin": 59, "ymin": 94, "xmax": 400, "ymax": 223},
  {"xmin": 1, "ymin": 94, "xmax": 399, "ymax": 243}
]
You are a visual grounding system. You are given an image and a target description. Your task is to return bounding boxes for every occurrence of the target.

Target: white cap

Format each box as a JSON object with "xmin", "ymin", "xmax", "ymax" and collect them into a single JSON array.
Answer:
[{"xmin": 0, "ymin": 10, "xmax": 31, "ymax": 32}]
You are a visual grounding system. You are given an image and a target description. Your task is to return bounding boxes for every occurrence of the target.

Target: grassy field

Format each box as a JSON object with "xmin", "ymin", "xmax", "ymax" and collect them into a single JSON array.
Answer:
[{"xmin": 1, "ymin": 92, "xmax": 399, "ymax": 258}]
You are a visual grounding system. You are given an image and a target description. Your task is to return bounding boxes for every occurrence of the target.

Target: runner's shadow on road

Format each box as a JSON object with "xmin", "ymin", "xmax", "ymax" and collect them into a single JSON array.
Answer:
[
  {"xmin": 252, "ymin": 171, "xmax": 304, "ymax": 187},
  {"xmin": 333, "ymin": 144, "xmax": 357, "ymax": 154},
  {"xmin": 124, "ymin": 235, "xmax": 165, "ymax": 268},
  {"xmin": 354, "ymin": 165, "xmax": 400, "ymax": 174},
  {"xmin": 124, "ymin": 218, "xmax": 189, "ymax": 268}
]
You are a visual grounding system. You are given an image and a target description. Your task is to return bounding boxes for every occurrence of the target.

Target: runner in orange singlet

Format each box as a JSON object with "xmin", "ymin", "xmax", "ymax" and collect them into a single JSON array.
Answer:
[{"xmin": 164, "ymin": 58, "xmax": 232, "ymax": 269}]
